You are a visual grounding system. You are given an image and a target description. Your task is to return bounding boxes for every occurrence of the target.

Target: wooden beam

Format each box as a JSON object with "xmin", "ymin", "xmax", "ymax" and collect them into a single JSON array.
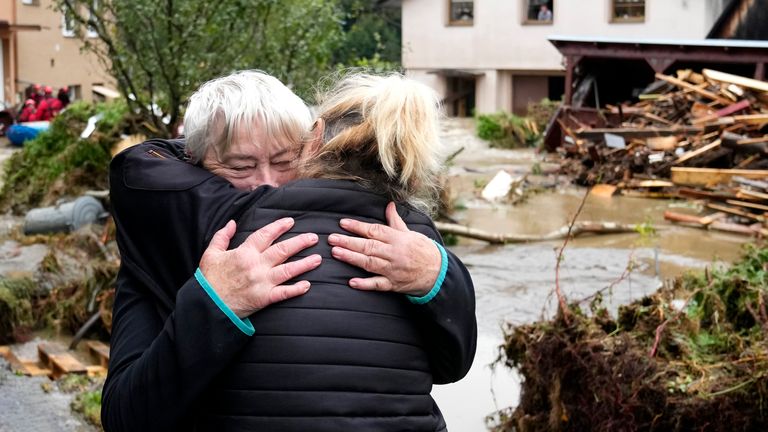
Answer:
[
  {"xmin": 703, "ymin": 68, "xmax": 768, "ymax": 93},
  {"xmin": 671, "ymin": 167, "xmax": 768, "ymax": 186},
  {"xmin": 725, "ymin": 199, "xmax": 768, "ymax": 212},
  {"xmin": 655, "ymin": 72, "xmax": 733, "ymax": 105},
  {"xmin": 674, "ymin": 139, "xmax": 722, "ymax": 165}
]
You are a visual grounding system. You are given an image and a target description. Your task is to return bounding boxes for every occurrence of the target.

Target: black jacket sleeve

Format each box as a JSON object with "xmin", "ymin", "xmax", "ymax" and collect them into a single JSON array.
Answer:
[
  {"xmin": 102, "ymin": 140, "xmax": 266, "ymax": 431},
  {"xmin": 102, "ymin": 267, "xmax": 252, "ymax": 431},
  {"xmin": 405, "ymin": 213, "xmax": 478, "ymax": 385}
]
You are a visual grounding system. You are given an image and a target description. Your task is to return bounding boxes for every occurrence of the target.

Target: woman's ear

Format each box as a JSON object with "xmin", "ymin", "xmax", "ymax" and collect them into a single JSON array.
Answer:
[{"xmin": 301, "ymin": 118, "xmax": 324, "ymax": 161}]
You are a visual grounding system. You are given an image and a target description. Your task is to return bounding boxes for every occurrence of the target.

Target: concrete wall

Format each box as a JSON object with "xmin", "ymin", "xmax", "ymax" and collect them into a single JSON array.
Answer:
[
  {"xmin": 403, "ymin": 0, "xmax": 727, "ymax": 114},
  {"xmin": 15, "ymin": 0, "xmax": 112, "ymax": 103}
]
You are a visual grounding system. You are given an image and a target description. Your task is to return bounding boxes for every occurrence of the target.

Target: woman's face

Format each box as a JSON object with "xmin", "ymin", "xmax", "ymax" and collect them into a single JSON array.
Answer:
[{"xmin": 202, "ymin": 123, "xmax": 299, "ymax": 190}]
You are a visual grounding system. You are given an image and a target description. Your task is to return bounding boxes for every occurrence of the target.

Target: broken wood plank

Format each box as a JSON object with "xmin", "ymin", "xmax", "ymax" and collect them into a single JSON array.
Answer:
[
  {"xmin": 730, "ymin": 114, "xmax": 768, "ymax": 125},
  {"xmin": 733, "ymin": 176, "xmax": 768, "ymax": 190},
  {"xmin": 674, "ymin": 139, "xmax": 721, "ymax": 165},
  {"xmin": 703, "ymin": 69, "xmax": 768, "ymax": 93},
  {"xmin": 664, "ymin": 211, "xmax": 707, "ymax": 225},
  {"xmin": 38, "ymin": 343, "xmax": 64, "ymax": 369},
  {"xmin": 738, "ymin": 188, "xmax": 768, "ymax": 201},
  {"xmin": 736, "ymin": 136, "xmax": 768, "ymax": 145},
  {"xmin": 691, "ymin": 99, "xmax": 751, "ymax": 124},
  {"xmin": 86, "ymin": 365, "xmax": 108, "ymax": 377},
  {"xmin": 677, "ymin": 187, "xmax": 737, "ymax": 201},
  {"xmin": 590, "ymin": 184, "xmax": 617, "ymax": 198},
  {"xmin": 619, "ymin": 190, "xmax": 675, "ymax": 199},
  {"xmin": 725, "ymin": 199, "xmax": 768, "ymax": 212},
  {"xmin": 706, "ymin": 203, "xmax": 765, "ymax": 221},
  {"xmin": 49, "ymin": 353, "xmax": 87, "ymax": 379},
  {"xmin": 655, "ymin": 72, "xmax": 733, "ymax": 105},
  {"xmin": 87, "ymin": 341, "xmax": 110, "ymax": 369},
  {"xmin": 671, "ymin": 168, "xmax": 768, "ymax": 187}
]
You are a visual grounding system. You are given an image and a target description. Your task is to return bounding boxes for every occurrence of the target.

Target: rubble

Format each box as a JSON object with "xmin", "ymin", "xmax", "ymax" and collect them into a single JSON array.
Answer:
[{"xmin": 554, "ymin": 69, "xmax": 768, "ymax": 236}]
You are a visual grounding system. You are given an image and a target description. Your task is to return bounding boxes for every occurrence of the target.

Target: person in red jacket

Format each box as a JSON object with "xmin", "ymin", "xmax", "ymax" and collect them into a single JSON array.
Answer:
[
  {"xmin": 18, "ymin": 99, "xmax": 37, "ymax": 123},
  {"xmin": 34, "ymin": 86, "xmax": 56, "ymax": 121}
]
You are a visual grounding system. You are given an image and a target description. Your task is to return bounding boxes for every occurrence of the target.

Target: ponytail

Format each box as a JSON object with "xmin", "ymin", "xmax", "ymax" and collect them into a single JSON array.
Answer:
[{"xmin": 303, "ymin": 73, "xmax": 443, "ymax": 214}]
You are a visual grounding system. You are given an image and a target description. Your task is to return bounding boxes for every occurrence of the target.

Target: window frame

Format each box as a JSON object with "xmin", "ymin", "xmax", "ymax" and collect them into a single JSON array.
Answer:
[
  {"xmin": 447, "ymin": 0, "xmax": 474, "ymax": 26},
  {"xmin": 86, "ymin": 0, "xmax": 99, "ymax": 38},
  {"xmin": 522, "ymin": 0, "xmax": 555, "ymax": 26},
  {"xmin": 610, "ymin": 0, "xmax": 646, "ymax": 23},
  {"xmin": 61, "ymin": 11, "xmax": 76, "ymax": 37}
]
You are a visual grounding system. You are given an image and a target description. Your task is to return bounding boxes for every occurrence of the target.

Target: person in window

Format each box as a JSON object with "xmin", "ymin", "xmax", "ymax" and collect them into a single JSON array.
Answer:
[
  {"xmin": 538, "ymin": 4, "xmax": 553, "ymax": 21},
  {"xmin": 104, "ymin": 70, "xmax": 476, "ymax": 431}
]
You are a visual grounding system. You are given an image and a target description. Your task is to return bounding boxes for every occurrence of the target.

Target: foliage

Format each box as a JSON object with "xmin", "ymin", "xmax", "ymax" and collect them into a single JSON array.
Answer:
[
  {"xmin": 71, "ymin": 389, "xmax": 103, "ymax": 427},
  {"xmin": 0, "ymin": 101, "xmax": 128, "ymax": 213},
  {"xmin": 334, "ymin": 0, "xmax": 402, "ymax": 68},
  {"xmin": 490, "ymin": 243, "xmax": 768, "ymax": 431},
  {"xmin": 0, "ymin": 278, "xmax": 36, "ymax": 344},
  {"xmin": 55, "ymin": 0, "xmax": 345, "ymax": 136},
  {"xmin": 476, "ymin": 99, "xmax": 560, "ymax": 149}
]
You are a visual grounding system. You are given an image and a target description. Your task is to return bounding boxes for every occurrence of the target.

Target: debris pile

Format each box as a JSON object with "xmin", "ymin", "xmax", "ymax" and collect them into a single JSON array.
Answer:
[
  {"xmin": 488, "ymin": 244, "xmax": 768, "ymax": 432},
  {"xmin": 555, "ymin": 69, "xmax": 768, "ymax": 236}
]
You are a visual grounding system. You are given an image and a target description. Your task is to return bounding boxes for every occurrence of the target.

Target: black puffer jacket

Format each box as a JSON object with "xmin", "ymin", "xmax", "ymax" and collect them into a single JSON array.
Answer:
[
  {"xmin": 104, "ymin": 140, "xmax": 476, "ymax": 432},
  {"xmin": 196, "ymin": 179, "xmax": 476, "ymax": 431}
]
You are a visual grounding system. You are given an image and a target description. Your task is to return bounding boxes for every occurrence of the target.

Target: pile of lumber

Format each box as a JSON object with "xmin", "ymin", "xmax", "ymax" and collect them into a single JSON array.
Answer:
[
  {"xmin": 560, "ymin": 69, "xmax": 768, "ymax": 185},
  {"xmin": 557, "ymin": 69, "xmax": 768, "ymax": 236}
]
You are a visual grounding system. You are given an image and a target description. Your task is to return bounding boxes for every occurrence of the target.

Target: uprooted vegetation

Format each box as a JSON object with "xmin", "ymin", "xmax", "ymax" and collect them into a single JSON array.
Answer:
[
  {"xmin": 0, "ymin": 100, "xmax": 132, "ymax": 214},
  {"xmin": 476, "ymin": 99, "xmax": 560, "ymax": 149},
  {"xmin": 489, "ymin": 243, "xmax": 768, "ymax": 432},
  {"xmin": 0, "ymin": 225, "xmax": 118, "ymax": 345}
]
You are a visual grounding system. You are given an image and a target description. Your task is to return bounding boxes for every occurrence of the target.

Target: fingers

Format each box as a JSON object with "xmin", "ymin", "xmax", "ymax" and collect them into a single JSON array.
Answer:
[
  {"xmin": 268, "ymin": 254, "xmax": 322, "ymax": 284},
  {"xmin": 207, "ymin": 220, "xmax": 236, "ymax": 252},
  {"xmin": 339, "ymin": 217, "xmax": 393, "ymax": 241},
  {"xmin": 385, "ymin": 202, "xmax": 408, "ymax": 231},
  {"xmin": 244, "ymin": 218, "xmax": 295, "ymax": 251},
  {"xmin": 267, "ymin": 280, "xmax": 311, "ymax": 306},
  {"xmin": 327, "ymin": 234, "xmax": 389, "ymax": 259},
  {"xmin": 331, "ymin": 246, "xmax": 389, "ymax": 274},
  {"xmin": 262, "ymin": 233, "xmax": 320, "ymax": 265},
  {"xmin": 348, "ymin": 276, "xmax": 393, "ymax": 291}
]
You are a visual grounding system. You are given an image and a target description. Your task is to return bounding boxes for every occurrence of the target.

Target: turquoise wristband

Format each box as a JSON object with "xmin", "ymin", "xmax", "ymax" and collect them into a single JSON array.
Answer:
[
  {"xmin": 407, "ymin": 240, "xmax": 448, "ymax": 305},
  {"xmin": 194, "ymin": 268, "xmax": 255, "ymax": 336}
]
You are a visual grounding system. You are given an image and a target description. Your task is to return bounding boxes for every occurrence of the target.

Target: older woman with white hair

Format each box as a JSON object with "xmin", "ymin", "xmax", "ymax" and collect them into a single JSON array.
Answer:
[{"xmin": 105, "ymin": 71, "xmax": 475, "ymax": 432}]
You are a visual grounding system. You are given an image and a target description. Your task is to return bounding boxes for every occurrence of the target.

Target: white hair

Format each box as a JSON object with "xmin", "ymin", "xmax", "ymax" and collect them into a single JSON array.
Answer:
[{"xmin": 183, "ymin": 70, "xmax": 312, "ymax": 162}]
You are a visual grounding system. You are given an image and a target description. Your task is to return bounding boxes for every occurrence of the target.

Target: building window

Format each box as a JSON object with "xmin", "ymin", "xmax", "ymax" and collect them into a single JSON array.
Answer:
[
  {"xmin": 87, "ymin": 0, "xmax": 99, "ymax": 38},
  {"xmin": 62, "ymin": 11, "xmax": 76, "ymax": 37},
  {"xmin": 524, "ymin": 0, "xmax": 554, "ymax": 24},
  {"xmin": 612, "ymin": 0, "xmax": 645, "ymax": 22},
  {"xmin": 448, "ymin": 0, "xmax": 474, "ymax": 26},
  {"xmin": 69, "ymin": 84, "xmax": 82, "ymax": 101}
]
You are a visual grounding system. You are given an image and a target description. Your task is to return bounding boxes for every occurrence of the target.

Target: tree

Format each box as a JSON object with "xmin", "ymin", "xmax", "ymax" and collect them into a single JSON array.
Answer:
[
  {"xmin": 54, "ymin": 0, "xmax": 343, "ymax": 137},
  {"xmin": 334, "ymin": 0, "xmax": 401, "ymax": 69}
]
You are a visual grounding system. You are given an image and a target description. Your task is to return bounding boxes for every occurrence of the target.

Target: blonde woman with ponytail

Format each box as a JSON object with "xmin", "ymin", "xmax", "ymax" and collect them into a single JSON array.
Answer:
[
  {"xmin": 194, "ymin": 73, "xmax": 477, "ymax": 431},
  {"xmin": 108, "ymin": 71, "xmax": 476, "ymax": 432}
]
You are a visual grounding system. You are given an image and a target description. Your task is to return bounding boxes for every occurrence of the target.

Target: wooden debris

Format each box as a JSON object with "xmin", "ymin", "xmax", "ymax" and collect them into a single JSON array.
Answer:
[
  {"xmin": 435, "ymin": 221, "xmax": 643, "ymax": 244},
  {"xmin": 671, "ymin": 168, "xmax": 768, "ymax": 187},
  {"xmin": 590, "ymin": 184, "xmax": 617, "ymax": 198},
  {"xmin": 87, "ymin": 340, "xmax": 110, "ymax": 368}
]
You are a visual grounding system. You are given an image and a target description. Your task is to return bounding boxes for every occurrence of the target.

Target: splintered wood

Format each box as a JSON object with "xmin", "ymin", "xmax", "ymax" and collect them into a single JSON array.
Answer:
[
  {"xmin": 0, "ymin": 340, "xmax": 109, "ymax": 379},
  {"xmin": 557, "ymin": 68, "xmax": 768, "ymax": 236}
]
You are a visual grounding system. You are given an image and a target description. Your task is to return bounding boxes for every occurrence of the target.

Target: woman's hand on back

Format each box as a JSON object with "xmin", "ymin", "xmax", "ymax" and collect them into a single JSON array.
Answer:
[
  {"xmin": 199, "ymin": 218, "xmax": 322, "ymax": 318},
  {"xmin": 327, "ymin": 202, "xmax": 441, "ymax": 297}
]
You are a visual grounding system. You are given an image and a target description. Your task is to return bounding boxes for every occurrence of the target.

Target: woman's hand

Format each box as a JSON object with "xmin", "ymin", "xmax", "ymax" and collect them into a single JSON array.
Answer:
[
  {"xmin": 199, "ymin": 218, "xmax": 322, "ymax": 317},
  {"xmin": 327, "ymin": 202, "xmax": 441, "ymax": 297}
]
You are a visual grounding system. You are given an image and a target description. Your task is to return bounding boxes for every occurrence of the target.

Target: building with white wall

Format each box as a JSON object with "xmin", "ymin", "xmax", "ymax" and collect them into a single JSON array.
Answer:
[{"xmin": 402, "ymin": 0, "xmax": 730, "ymax": 116}]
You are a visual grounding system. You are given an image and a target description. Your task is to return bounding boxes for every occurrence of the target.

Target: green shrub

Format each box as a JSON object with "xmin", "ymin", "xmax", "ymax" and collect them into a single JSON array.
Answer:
[{"xmin": 476, "ymin": 99, "xmax": 560, "ymax": 149}]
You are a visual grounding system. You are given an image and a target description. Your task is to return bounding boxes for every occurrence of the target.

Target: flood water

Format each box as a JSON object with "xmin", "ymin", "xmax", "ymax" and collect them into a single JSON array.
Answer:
[{"xmin": 429, "ymin": 121, "xmax": 749, "ymax": 431}]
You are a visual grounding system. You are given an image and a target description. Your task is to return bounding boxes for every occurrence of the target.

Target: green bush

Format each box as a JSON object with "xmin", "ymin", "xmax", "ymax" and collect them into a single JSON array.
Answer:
[{"xmin": 476, "ymin": 99, "xmax": 560, "ymax": 149}]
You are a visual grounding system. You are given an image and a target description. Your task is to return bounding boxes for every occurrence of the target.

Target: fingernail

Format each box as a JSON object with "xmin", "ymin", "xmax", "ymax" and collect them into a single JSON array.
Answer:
[
  {"xmin": 339, "ymin": 219, "xmax": 350, "ymax": 228},
  {"xmin": 328, "ymin": 234, "xmax": 339, "ymax": 243},
  {"xmin": 331, "ymin": 247, "xmax": 342, "ymax": 258},
  {"xmin": 283, "ymin": 217, "xmax": 294, "ymax": 225},
  {"xmin": 349, "ymin": 279, "xmax": 359, "ymax": 288},
  {"xmin": 308, "ymin": 233, "xmax": 319, "ymax": 242},
  {"xmin": 300, "ymin": 281, "xmax": 311, "ymax": 292},
  {"xmin": 311, "ymin": 254, "xmax": 322, "ymax": 265}
]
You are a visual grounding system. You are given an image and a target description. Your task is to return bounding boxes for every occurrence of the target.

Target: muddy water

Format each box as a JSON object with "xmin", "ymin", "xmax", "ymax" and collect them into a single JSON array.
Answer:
[{"xmin": 430, "ymin": 120, "xmax": 750, "ymax": 431}]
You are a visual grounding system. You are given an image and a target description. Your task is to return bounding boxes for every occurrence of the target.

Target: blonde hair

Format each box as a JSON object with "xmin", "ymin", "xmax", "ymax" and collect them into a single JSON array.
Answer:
[
  {"xmin": 184, "ymin": 70, "xmax": 312, "ymax": 162},
  {"xmin": 303, "ymin": 73, "xmax": 444, "ymax": 214}
]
